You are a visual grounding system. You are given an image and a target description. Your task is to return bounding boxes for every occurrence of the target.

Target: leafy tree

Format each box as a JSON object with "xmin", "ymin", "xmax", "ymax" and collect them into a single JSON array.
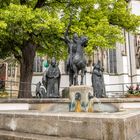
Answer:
[
  {"xmin": 0, "ymin": 0, "xmax": 65, "ymax": 98},
  {"xmin": 0, "ymin": 0, "xmax": 139, "ymax": 98}
]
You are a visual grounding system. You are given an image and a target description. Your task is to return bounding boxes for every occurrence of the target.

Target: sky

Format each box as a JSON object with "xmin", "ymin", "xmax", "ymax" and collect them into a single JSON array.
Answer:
[{"xmin": 131, "ymin": 1, "xmax": 140, "ymax": 15}]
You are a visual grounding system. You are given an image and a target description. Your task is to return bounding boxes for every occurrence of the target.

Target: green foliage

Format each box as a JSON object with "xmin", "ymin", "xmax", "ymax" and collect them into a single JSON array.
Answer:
[
  {"xmin": 0, "ymin": 92, "xmax": 9, "ymax": 98},
  {"xmin": 61, "ymin": 0, "xmax": 140, "ymax": 55},
  {"xmin": 126, "ymin": 85, "xmax": 140, "ymax": 96},
  {"xmin": 0, "ymin": 2, "xmax": 66, "ymax": 60},
  {"xmin": 109, "ymin": 0, "xmax": 140, "ymax": 32},
  {"xmin": 0, "ymin": 0, "xmax": 140, "ymax": 59}
]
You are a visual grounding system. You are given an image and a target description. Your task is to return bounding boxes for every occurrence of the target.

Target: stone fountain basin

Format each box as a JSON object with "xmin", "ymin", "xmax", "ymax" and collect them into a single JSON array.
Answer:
[
  {"xmin": 0, "ymin": 98, "xmax": 140, "ymax": 112},
  {"xmin": 0, "ymin": 98, "xmax": 140, "ymax": 140}
]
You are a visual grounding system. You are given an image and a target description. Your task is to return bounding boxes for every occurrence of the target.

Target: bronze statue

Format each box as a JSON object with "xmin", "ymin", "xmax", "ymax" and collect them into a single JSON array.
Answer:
[
  {"xmin": 46, "ymin": 57, "xmax": 61, "ymax": 97},
  {"xmin": 92, "ymin": 60, "xmax": 106, "ymax": 98},
  {"xmin": 64, "ymin": 32, "xmax": 88, "ymax": 86},
  {"xmin": 35, "ymin": 81, "xmax": 47, "ymax": 98}
]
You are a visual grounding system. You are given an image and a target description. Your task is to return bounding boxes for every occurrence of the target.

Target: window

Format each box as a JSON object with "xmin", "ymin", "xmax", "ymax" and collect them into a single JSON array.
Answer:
[
  {"xmin": 135, "ymin": 34, "xmax": 140, "ymax": 69},
  {"xmin": 8, "ymin": 64, "xmax": 15, "ymax": 77},
  {"xmin": 108, "ymin": 49, "xmax": 117, "ymax": 73},
  {"xmin": 33, "ymin": 56, "xmax": 43, "ymax": 72}
]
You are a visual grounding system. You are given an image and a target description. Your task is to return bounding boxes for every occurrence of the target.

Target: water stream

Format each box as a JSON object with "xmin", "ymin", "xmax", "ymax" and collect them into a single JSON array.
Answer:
[{"xmin": 93, "ymin": 97, "xmax": 103, "ymax": 112}]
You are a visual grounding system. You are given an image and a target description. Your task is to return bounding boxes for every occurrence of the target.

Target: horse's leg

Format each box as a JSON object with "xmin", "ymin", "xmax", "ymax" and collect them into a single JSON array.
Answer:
[
  {"xmin": 73, "ymin": 65, "xmax": 78, "ymax": 85},
  {"xmin": 80, "ymin": 68, "xmax": 86, "ymax": 85},
  {"xmin": 69, "ymin": 69, "xmax": 73, "ymax": 86},
  {"xmin": 80, "ymin": 69, "xmax": 84, "ymax": 85}
]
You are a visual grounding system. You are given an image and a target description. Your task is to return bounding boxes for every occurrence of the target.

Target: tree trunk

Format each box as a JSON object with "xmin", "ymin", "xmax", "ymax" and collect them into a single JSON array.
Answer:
[{"xmin": 18, "ymin": 41, "xmax": 36, "ymax": 98}]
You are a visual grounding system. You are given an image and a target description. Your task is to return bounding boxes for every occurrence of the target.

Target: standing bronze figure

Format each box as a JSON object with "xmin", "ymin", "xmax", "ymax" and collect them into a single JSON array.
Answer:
[
  {"xmin": 92, "ymin": 60, "xmax": 106, "ymax": 98},
  {"xmin": 46, "ymin": 57, "xmax": 61, "ymax": 97}
]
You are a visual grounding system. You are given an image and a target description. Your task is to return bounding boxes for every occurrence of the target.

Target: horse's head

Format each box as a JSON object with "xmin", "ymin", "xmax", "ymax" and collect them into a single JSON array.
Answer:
[{"xmin": 81, "ymin": 36, "xmax": 88, "ymax": 47}]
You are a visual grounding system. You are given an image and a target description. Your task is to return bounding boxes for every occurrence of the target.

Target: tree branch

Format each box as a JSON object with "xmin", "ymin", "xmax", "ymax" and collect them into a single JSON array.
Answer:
[
  {"xmin": 64, "ymin": 0, "xmax": 74, "ymax": 42},
  {"xmin": 34, "ymin": 0, "xmax": 46, "ymax": 9},
  {"xmin": 7, "ymin": 39, "xmax": 22, "ymax": 63},
  {"xmin": 34, "ymin": 0, "xmax": 70, "ymax": 10},
  {"xmin": 64, "ymin": 12, "xmax": 73, "ymax": 37},
  {"xmin": 11, "ymin": 48, "xmax": 22, "ymax": 63},
  {"xmin": 20, "ymin": 0, "xmax": 27, "ymax": 5}
]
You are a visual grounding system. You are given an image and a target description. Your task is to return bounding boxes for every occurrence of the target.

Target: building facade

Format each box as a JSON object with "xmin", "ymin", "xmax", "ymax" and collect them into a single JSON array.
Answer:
[{"xmin": 32, "ymin": 0, "xmax": 140, "ymax": 97}]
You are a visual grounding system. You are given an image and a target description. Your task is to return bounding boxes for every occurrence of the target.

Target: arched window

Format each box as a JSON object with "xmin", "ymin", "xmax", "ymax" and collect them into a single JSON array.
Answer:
[
  {"xmin": 108, "ymin": 49, "xmax": 117, "ymax": 73},
  {"xmin": 135, "ymin": 34, "xmax": 140, "ymax": 69}
]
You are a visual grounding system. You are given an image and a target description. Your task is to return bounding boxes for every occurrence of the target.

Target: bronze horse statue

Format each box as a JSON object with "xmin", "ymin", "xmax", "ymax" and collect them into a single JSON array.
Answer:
[{"xmin": 64, "ymin": 33, "xmax": 88, "ymax": 86}]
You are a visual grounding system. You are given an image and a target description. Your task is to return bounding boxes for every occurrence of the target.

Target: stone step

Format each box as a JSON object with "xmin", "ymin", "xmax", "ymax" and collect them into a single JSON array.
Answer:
[{"xmin": 0, "ymin": 130, "xmax": 86, "ymax": 140}]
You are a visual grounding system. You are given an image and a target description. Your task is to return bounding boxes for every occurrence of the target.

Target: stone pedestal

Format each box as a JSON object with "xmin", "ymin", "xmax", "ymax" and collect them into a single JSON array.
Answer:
[{"xmin": 69, "ymin": 85, "xmax": 93, "ymax": 105}]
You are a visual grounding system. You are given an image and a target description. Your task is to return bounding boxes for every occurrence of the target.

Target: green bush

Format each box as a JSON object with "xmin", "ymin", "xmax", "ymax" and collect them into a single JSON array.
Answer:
[{"xmin": 0, "ymin": 92, "xmax": 9, "ymax": 98}]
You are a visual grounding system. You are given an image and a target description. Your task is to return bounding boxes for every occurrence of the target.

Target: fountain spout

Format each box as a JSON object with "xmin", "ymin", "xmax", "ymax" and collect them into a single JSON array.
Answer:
[{"xmin": 75, "ymin": 92, "xmax": 82, "ymax": 112}]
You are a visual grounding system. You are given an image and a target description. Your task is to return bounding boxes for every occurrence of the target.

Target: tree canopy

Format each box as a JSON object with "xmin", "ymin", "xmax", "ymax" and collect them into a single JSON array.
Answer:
[
  {"xmin": 0, "ymin": 0, "xmax": 140, "ymax": 58},
  {"xmin": 0, "ymin": 0, "xmax": 66, "ymax": 60}
]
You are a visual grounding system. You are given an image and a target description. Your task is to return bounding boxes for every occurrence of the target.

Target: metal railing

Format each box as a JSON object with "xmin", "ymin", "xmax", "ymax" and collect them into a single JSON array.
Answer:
[
  {"xmin": 0, "ymin": 80, "xmax": 37, "ymax": 98},
  {"xmin": 105, "ymin": 82, "xmax": 140, "ymax": 97},
  {"xmin": 0, "ymin": 79, "xmax": 139, "ymax": 98}
]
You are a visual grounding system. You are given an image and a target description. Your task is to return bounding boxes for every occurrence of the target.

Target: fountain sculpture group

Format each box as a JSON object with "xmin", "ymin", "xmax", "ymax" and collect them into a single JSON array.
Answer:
[
  {"xmin": 36, "ymin": 32, "xmax": 106, "ymax": 112},
  {"xmin": 1, "ymin": 33, "xmax": 140, "ymax": 140}
]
